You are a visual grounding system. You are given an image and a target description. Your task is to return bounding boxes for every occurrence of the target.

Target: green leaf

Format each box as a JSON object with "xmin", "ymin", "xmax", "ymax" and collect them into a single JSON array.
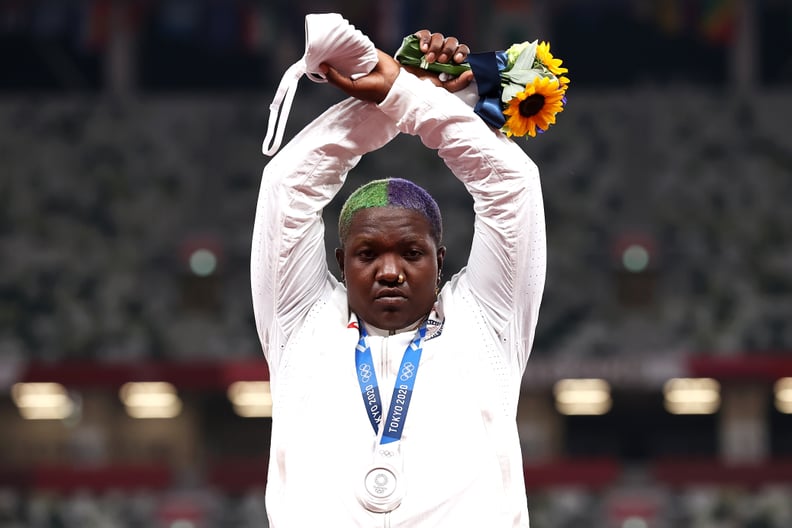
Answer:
[
  {"xmin": 394, "ymin": 35, "xmax": 471, "ymax": 77},
  {"xmin": 505, "ymin": 41, "xmax": 532, "ymax": 68},
  {"xmin": 501, "ymin": 82, "xmax": 523, "ymax": 103},
  {"xmin": 502, "ymin": 68, "xmax": 544, "ymax": 87},
  {"xmin": 511, "ymin": 40, "xmax": 538, "ymax": 71}
]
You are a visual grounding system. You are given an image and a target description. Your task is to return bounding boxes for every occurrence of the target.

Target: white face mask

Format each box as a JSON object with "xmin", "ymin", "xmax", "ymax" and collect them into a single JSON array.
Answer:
[{"xmin": 262, "ymin": 13, "xmax": 378, "ymax": 156}]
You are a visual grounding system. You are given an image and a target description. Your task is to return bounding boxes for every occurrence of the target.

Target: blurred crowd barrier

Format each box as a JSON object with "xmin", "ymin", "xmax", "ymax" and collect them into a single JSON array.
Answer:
[
  {"xmin": 0, "ymin": 487, "xmax": 269, "ymax": 528},
  {"xmin": 0, "ymin": 483, "xmax": 790, "ymax": 527}
]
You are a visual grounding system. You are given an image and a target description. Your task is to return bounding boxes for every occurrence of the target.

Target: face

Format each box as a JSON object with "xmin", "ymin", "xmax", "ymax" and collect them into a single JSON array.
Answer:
[{"xmin": 336, "ymin": 207, "xmax": 445, "ymax": 331}]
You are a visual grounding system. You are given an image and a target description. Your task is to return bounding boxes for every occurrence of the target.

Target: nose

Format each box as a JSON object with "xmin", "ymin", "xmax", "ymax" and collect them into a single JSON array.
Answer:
[{"xmin": 375, "ymin": 255, "xmax": 401, "ymax": 284}]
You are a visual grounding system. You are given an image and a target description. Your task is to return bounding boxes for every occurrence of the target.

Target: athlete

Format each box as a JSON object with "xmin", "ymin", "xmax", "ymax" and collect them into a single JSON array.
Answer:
[{"xmin": 251, "ymin": 28, "xmax": 546, "ymax": 527}]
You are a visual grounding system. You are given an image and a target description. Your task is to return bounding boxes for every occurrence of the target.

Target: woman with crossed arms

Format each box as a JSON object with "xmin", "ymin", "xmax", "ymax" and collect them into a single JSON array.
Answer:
[{"xmin": 251, "ymin": 29, "xmax": 547, "ymax": 527}]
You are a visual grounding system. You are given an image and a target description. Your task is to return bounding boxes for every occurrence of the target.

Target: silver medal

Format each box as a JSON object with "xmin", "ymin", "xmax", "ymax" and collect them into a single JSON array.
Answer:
[{"xmin": 357, "ymin": 464, "xmax": 404, "ymax": 513}]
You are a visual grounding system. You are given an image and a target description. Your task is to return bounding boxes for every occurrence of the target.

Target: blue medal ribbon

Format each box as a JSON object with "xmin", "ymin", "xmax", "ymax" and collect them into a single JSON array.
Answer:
[{"xmin": 354, "ymin": 323, "xmax": 427, "ymax": 445}]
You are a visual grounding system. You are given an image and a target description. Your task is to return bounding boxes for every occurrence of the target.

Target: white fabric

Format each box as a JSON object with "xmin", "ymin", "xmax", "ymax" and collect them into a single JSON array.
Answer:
[
  {"xmin": 251, "ymin": 68, "xmax": 546, "ymax": 527},
  {"xmin": 262, "ymin": 13, "xmax": 378, "ymax": 156}
]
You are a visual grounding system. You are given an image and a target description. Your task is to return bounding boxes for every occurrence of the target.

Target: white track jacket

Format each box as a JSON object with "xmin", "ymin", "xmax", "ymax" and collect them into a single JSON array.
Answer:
[{"xmin": 251, "ymin": 69, "xmax": 547, "ymax": 527}]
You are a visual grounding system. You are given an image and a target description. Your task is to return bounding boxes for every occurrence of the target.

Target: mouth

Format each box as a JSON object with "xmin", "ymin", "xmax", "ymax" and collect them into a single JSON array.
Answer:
[{"xmin": 375, "ymin": 288, "xmax": 407, "ymax": 301}]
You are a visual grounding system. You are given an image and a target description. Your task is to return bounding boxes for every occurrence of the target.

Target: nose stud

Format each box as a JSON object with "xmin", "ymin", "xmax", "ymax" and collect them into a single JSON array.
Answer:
[{"xmin": 397, "ymin": 274, "xmax": 405, "ymax": 284}]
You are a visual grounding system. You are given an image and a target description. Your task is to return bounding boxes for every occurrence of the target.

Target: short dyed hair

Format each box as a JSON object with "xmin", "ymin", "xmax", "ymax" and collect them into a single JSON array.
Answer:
[{"xmin": 338, "ymin": 178, "xmax": 443, "ymax": 245}]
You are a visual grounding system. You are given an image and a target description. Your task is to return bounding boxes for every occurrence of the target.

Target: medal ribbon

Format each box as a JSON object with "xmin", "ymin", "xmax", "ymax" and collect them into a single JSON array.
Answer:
[{"xmin": 355, "ymin": 323, "xmax": 427, "ymax": 445}]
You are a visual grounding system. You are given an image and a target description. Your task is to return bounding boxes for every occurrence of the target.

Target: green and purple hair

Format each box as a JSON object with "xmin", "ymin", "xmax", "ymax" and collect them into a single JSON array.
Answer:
[{"xmin": 338, "ymin": 178, "xmax": 443, "ymax": 245}]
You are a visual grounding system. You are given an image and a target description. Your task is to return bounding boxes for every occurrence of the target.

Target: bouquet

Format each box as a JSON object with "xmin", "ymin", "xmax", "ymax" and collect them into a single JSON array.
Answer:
[{"xmin": 395, "ymin": 35, "xmax": 569, "ymax": 138}]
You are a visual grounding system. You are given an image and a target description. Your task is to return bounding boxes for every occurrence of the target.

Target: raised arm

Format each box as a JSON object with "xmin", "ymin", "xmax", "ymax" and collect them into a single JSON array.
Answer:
[{"xmin": 251, "ymin": 99, "xmax": 398, "ymax": 368}]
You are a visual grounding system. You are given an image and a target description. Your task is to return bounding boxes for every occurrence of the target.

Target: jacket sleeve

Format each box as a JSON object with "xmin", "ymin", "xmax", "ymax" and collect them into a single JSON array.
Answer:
[
  {"xmin": 376, "ymin": 70, "xmax": 547, "ymax": 367},
  {"xmin": 251, "ymin": 97, "xmax": 399, "ymax": 369}
]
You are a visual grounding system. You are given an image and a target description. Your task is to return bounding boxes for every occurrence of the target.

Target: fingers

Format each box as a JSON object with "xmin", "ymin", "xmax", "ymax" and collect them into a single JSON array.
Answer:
[
  {"xmin": 441, "ymin": 70, "xmax": 474, "ymax": 93},
  {"xmin": 320, "ymin": 50, "xmax": 400, "ymax": 104},
  {"xmin": 415, "ymin": 29, "xmax": 432, "ymax": 51},
  {"xmin": 414, "ymin": 29, "xmax": 470, "ymax": 65},
  {"xmin": 320, "ymin": 63, "xmax": 349, "ymax": 90}
]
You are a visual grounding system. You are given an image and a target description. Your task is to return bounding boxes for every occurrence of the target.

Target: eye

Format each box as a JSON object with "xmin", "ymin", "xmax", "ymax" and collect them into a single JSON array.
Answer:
[
  {"xmin": 356, "ymin": 249, "xmax": 376, "ymax": 261},
  {"xmin": 404, "ymin": 249, "xmax": 423, "ymax": 260}
]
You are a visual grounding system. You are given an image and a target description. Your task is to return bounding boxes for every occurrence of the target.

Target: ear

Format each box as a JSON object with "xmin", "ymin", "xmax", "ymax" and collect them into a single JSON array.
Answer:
[
  {"xmin": 335, "ymin": 247, "xmax": 345, "ymax": 277},
  {"xmin": 436, "ymin": 246, "xmax": 446, "ymax": 278}
]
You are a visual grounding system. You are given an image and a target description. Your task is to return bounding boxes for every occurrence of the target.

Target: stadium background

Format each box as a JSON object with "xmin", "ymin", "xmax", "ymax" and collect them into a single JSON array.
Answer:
[{"xmin": 2, "ymin": 0, "xmax": 792, "ymax": 526}]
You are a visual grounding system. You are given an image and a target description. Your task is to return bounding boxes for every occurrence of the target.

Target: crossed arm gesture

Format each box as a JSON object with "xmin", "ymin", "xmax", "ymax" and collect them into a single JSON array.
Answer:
[{"xmin": 321, "ymin": 30, "xmax": 475, "ymax": 103}]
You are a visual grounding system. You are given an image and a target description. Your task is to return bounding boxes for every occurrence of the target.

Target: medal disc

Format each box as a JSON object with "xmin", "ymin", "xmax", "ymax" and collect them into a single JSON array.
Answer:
[
  {"xmin": 357, "ymin": 465, "xmax": 404, "ymax": 512},
  {"xmin": 365, "ymin": 466, "xmax": 397, "ymax": 498}
]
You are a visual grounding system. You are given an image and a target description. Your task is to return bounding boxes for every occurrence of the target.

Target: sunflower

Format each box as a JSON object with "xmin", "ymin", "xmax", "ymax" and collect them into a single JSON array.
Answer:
[
  {"xmin": 502, "ymin": 76, "xmax": 566, "ymax": 138},
  {"xmin": 535, "ymin": 41, "xmax": 570, "ymax": 87}
]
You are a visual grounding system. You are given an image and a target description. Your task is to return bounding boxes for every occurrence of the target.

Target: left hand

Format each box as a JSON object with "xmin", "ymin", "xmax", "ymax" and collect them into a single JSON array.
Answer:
[{"xmin": 406, "ymin": 29, "xmax": 474, "ymax": 93}]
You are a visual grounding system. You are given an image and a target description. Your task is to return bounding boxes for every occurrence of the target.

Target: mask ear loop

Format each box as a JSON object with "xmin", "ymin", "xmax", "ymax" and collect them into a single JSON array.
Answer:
[
  {"xmin": 261, "ymin": 61, "xmax": 337, "ymax": 157},
  {"xmin": 261, "ymin": 58, "xmax": 370, "ymax": 156},
  {"xmin": 262, "ymin": 59, "xmax": 312, "ymax": 156},
  {"xmin": 263, "ymin": 14, "xmax": 330, "ymax": 157}
]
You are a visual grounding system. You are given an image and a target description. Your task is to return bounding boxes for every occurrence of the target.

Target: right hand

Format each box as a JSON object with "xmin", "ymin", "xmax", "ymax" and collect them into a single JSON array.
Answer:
[{"xmin": 321, "ymin": 49, "xmax": 401, "ymax": 104}]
